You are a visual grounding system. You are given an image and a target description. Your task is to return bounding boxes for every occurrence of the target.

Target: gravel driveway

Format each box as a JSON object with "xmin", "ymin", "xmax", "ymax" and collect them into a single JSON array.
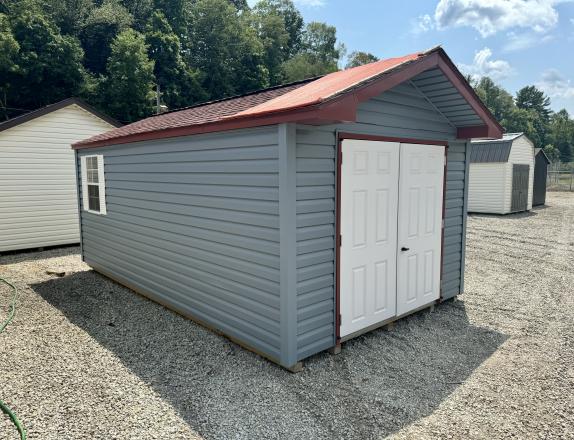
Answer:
[{"xmin": 1, "ymin": 192, "xmax": 573, "ymax": 439}]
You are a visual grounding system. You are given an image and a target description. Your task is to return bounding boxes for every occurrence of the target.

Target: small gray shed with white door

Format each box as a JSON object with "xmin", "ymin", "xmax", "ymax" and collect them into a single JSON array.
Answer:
[
  {"xmin": 73, "ymin": 47, "xmax": 502, "ymax": 370},
  {"xmin": 468, "ymin": 133, "xmax": 535, "ymax": 214}
]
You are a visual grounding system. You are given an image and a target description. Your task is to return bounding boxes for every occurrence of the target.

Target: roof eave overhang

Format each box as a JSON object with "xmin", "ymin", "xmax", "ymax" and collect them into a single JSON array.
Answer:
[
  {"xmin": 73, "ymin": 98, "xmax": 358, "ymax": 150},
  {"xmin": 74, "ymin": 48, "xmax": 502, "ymax": 149}
]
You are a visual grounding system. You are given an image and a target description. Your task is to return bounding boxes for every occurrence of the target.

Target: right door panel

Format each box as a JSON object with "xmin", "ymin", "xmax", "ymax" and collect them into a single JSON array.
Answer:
[{"xmin": 396, "ymin": 143, "xmax": 445, "ymax": 316}]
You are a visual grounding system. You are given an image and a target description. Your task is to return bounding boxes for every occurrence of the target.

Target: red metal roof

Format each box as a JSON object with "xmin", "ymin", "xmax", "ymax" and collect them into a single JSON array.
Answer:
[
  {"xmin": 232, "ymin": 53, "xmax": 421, "ymax": 119},
  {"xmin": 73, "ymin": 47, "xmax": 502, "ymax": 149}
]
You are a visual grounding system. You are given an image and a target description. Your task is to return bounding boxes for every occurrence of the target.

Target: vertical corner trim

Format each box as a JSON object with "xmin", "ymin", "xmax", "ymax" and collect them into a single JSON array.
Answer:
[
  {"xmin": 278, "ymin": 123, "xmax": 298, "ymax": 367},
  {"xmin": 74, "ymin": 150, "xmax": 85, "ymax": 261},
  {"xmin": 460, "ymin": 140, "xmax": 472, "ymax": 294}
]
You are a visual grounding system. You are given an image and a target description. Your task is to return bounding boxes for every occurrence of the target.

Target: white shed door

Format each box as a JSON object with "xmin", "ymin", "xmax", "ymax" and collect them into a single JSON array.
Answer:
[
  {"xmin": 339, "ymin": 140, "xmax": 400, "ymax": 338},
  {"xmin": 339, "ymin": 140, "xmax": 445, "ymax": 338},
  {"xmin": 396, "ymin": 143, "xmax": 445, "ymax": 316}
]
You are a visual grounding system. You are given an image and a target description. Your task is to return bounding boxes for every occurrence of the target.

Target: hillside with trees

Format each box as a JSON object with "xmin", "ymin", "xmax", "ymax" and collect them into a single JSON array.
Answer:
[
  {"xmin": 0, "ymin": 0, "xmax": 572, "ymax": 163},
  {"xmin": 0, "ymin": 0, "xmax": 345, "ymax": 123}
]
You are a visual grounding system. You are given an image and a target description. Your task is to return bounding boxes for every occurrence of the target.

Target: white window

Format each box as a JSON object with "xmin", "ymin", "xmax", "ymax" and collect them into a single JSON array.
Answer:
[{"xmin": 81, "ymin": 155, "xmax": 107, "ymax": 215}]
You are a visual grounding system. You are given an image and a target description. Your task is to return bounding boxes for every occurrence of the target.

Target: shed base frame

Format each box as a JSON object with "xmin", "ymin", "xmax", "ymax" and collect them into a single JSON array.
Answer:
[
  {"xmin": 329, "ymin": 343, "xmax": 342, "ymax": 355},
  {"xmin": 86, "ymin": 264, "xmax": 458, "ymax": 371},
  {"xmin": 339, "ymin": 300, "xmax": 439, "ymax": 343},
  {"xmin": 0, "ymin": 241, "xmax": 80, "ymax": 255},
  {"xmin": 86, "ymin": 262, "xmax": 307, "ymax": 371}
]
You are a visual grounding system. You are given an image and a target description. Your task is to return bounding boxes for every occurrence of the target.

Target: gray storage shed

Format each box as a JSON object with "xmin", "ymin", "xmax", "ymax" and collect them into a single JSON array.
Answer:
[
  {"xmin": 73, "ymin": 47, "xmax": 502, "ymax": 371},
  {"xmin": 533, "ymin": 148, "xmax": 550, "ymax": 206},
  {"xmin": 468, "ymin": 133, "xmax": 535, "ymax": 214}
]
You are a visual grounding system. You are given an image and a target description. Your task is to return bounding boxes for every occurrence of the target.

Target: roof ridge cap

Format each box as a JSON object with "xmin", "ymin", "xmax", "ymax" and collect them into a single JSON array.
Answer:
[{"xmin": 148, "ymin": 76, "xmax": 322, "ymax": 118}]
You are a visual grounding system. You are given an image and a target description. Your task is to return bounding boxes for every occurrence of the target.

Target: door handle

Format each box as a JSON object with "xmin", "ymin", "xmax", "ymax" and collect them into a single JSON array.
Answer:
[{"xmin": 401, "ymin": 247, "xmax": 409, "ymax": 252}]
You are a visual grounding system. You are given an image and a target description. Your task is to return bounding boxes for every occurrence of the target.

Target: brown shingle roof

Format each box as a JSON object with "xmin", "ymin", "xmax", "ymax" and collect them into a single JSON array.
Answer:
[{"xmin": 74, "ymin": 79, "xmax": 315, "ymax": 148}]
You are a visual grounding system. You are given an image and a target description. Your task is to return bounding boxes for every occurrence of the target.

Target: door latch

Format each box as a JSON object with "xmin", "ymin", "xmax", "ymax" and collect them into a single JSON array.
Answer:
[{"xmin": 401, "ymin": 247, "xmax": 410, "ymax": 251}]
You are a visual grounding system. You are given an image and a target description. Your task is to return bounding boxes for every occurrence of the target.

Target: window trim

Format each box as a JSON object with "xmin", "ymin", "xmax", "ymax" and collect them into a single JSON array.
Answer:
[{"xmin": 81, "ymin": 154, "xmax": 107, "ymax": 215}]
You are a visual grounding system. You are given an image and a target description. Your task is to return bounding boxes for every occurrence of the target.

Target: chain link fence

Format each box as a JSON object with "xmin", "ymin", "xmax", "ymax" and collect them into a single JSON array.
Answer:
[{"xmin": 548, "ymin": 165, "xmax": 574, "ymax": 191}]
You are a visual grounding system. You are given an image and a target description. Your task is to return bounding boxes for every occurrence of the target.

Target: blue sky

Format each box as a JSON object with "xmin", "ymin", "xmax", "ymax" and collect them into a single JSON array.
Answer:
[{"xmin": 274, "ymin": 0, "xmax": 574, "ymax": 113}]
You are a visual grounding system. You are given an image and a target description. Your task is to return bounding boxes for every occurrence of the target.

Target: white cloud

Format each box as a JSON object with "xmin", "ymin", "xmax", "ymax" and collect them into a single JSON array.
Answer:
[
  {"xmin": 538, "ymin": 69, "xmax": 574, "ymax": 99},
  {"xmin": 503, "ymin": 31, "xmax": 554, "ymax": 51},
  {"xmin": 418, "ymin": 0, "xmax": 568, "ymax": 37},
  {"xmin": 459, "ymin": 47, "xmax": 513, "ymax": 80},
  {"xmin": 412, "ymin": 14, "xmax": 435, "ymax": 34}
]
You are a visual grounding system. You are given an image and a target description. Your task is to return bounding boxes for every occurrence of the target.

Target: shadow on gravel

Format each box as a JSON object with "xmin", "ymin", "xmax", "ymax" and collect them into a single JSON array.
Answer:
[
  {"xmin": 0, "ymin": 245, "xmax": 79, "ymax": 265},
  {"xmin": 33, "ymin": 271, "xmax": 507, "ymax": 439},
  {"xmin": 470, "ymin": 210, "xmax": 537, "ymax": 219}
]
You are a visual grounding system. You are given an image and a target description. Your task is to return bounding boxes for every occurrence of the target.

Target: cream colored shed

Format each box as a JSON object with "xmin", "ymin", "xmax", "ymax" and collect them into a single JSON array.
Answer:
[
  {"xmin": 0, "ymin": 98, "xmax": 120, "ymax": 252},
  {"xmin": 468, "ymin": 133, "xmax": 535, "ymax": 214}
]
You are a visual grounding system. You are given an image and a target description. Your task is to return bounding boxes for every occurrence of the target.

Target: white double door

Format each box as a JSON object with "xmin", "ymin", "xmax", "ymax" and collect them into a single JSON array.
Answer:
[{"xmin": 340, "ymin": 139, "xmax": 445, "ymax": 338}]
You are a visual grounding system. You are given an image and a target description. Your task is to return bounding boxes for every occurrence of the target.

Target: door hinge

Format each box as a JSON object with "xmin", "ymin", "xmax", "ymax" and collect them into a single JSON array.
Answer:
[
  {"xmin": 337, "ymin": 235, "xmax": 342, "ymax": 247},
  {"xmin": 338, "ymin": 313, "xmax": 342, "ymax": 325},
  {"xmin": 338, "ymin": 150, "xmax": 343, "ymax": 165},
  {"xmin": 442, "ymin": 219, "xmax": 445, "ymax": 229}
]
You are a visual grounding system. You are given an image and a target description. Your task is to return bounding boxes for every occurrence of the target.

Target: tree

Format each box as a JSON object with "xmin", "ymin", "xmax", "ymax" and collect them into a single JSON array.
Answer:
[
  {"xmin": 515, "ymin": 85, "xmax": 552, "ymax": 145},
  {"xmin": 0, "ymin": 13, "xmax": 19, "ymax": 119},
  {"xmin": 228, "ymin": 0, "xmax": 248, "ymax": 9},
  {"xmin": 473, "ymin": 77, "xmax": 514, "ymax": 125},
  {"xmin": 0, "ymin": 14, "xmax": 18, "ymax": 70},
  {"xmin": 5, "ymin": 6, "xmax": 87, "ymax": 114},
  {"xmin": 516, "ymin": 85, "xmax": 552, "ymax": 121},
  {"xmin": 252, "ymin": 0, "xmax": 303, "ymax": 57},
  {"xmin": 152, "ymin": 0, "xmax": 190, "ymax": 41},
  {"xmin": 42, "ymin": 0, "xmax": 95, "ymax": 36},
  {"xmin": 346, "ymin": 51, "xmax": 378, "ymax": 68},
  {"xmin": 281, "ymin": 21, "xmax": 341, "ymax": 82},
  {"xmin": 548, "ymin": 109, "xmax": 574, "ymax": 163},
  {"xmin": 102, "ymin": 29, "xmax": 155, "ymax": 122},
  {"xmin": 543, "ymin": 144, "xmax": 561, "ymax": 163},
  {"xmin": 80, "ymin": 0, "xmax": 133, "ymax": 75},
  {"xmin": 187, "ymin": 0, "xmax": 268, "ymax": 99},
  {"xmin": 303, "ymin": 21, "xmax": 339, "ymax": 65},
  {"xmin": 249, "ymin": 4, "xmax": 290, "ymax": 85},
  {"xmin": 145, "ymin": 10, "xmax": 205, "ymax": 109},
  {"xmin": 119, "ymin": 0, "xmax": 153, "ymax": 30},
  {"xmin": 504, "ymin": 107, "xmax": 541, "ymax": 146}
]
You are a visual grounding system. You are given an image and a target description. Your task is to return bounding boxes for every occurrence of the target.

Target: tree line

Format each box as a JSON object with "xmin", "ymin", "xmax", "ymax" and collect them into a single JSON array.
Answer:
[
  {"xmin": 1, "ymin": 0, "xmax": 572, "ymax": 163},
  {"xmin": 471, "ymin": 77, "xmax": 573, "ymax": 163},
  {"xmin": 1, "ymin": 0, "xmax": 371, "ymax": 123}
]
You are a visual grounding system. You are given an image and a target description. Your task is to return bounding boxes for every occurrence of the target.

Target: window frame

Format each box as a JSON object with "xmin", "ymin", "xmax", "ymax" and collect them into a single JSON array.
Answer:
[{"xmin": 81, "ymin": 154, "xmax": 107, "ymax": 215}]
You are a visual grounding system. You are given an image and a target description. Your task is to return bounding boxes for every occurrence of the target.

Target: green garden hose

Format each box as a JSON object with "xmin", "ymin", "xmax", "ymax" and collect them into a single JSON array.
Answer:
[{"xmin": 0, "ymin": 277, "xmax": 27, "ymax": 440}]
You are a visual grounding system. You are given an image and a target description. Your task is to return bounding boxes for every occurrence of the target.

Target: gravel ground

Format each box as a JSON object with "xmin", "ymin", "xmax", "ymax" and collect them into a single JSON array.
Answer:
[{"xmin": 1, "ymin": 192, "xmax": 573, "ymax": 439}]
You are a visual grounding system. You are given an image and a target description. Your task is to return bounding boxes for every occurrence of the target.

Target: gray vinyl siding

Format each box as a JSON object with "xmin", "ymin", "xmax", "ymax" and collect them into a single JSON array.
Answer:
[
  {"xmin": 295, "ymin": 81, "xmax": 468, "ymax": 359},
  {"xmin": 77, "ymin": 126, "xmax": 283, "ymax": 362},
  {"xmin": 295, "ymin": 127, "xmax": 337, "ymax": 361},
  {"xmin": 442, "ymin": 140, "xmax": 469, "ymax": 299}
]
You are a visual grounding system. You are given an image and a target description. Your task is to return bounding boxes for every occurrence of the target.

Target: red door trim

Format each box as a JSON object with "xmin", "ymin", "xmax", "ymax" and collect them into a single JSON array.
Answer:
[
  {"xmin": 335, "ymin": 133, "xmax": 448, "ymax": 341},
  {"xmin": 337, "ymin": 132, "xmax": 449, "ymax": 147}
]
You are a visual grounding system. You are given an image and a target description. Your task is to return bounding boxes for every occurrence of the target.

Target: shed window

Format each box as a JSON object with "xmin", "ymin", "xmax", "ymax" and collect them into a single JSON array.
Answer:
[{"xmin": 81, "ymin": 155, "xmax": 107, "ymax": 215}]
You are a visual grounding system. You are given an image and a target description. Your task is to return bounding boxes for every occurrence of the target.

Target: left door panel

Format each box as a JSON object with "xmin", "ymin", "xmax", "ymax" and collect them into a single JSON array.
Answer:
[{"xmin": 339, "ymin": 140, "xmax": 400, "ymax": 338}]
